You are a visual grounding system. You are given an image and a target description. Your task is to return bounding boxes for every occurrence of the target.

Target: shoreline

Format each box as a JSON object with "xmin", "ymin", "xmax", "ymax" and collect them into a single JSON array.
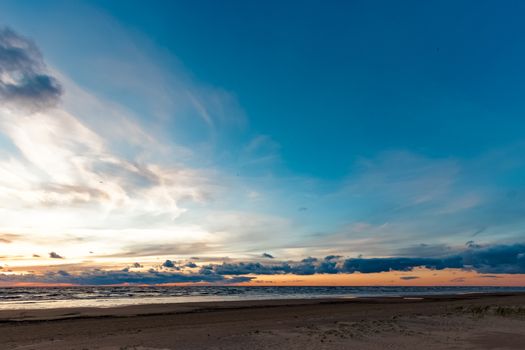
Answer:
[
  {"xmin": 1, "ymin": 292, "xmax": 525, "ymax": 349},
  {"xmin": 1, "ymin": 291, "xmax": 524, "ymax": 322}
]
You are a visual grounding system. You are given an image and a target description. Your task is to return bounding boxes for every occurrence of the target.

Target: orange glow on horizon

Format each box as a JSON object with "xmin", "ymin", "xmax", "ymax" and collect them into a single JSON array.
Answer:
[
  {"xmin": 1, "ymin": 268, "xmax": 525, "ymax": 287},
  {"xmin": 239, "ymin": 269, "xmax": 525, "ymax": 287}
]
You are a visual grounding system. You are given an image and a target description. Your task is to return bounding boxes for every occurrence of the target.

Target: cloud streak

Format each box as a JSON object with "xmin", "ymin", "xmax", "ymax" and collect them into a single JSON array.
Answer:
[{"xmin": 0, "ymin": 27, "xmax": 246, "ymax": 262}]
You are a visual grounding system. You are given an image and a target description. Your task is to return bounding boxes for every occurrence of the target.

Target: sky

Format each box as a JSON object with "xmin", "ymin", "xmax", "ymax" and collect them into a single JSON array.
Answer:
[{"xmin": 0, "ymin": 0, "xmax": 525, "ymax": 286}]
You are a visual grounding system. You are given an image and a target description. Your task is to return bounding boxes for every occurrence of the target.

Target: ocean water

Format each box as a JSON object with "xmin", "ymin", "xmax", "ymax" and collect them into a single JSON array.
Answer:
[{"xmin": 1, "ymin": 286, "xmax": 524, "ymax": 310}]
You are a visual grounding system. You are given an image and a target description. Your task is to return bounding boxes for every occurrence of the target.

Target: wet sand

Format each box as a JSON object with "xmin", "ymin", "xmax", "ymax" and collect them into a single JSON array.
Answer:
[{"xmin": 1, "ymin": 293, "xmax": 525, "ymax": 349}]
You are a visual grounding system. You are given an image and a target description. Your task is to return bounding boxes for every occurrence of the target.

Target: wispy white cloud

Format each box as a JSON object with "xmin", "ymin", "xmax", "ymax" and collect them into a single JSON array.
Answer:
[
  {"xmin": 293, "ymin": 148, "xmax": 525, "ymax": 257},
  {"xmin": 0, "ymin": 26, "xmax": 296, "ymax": 266}
]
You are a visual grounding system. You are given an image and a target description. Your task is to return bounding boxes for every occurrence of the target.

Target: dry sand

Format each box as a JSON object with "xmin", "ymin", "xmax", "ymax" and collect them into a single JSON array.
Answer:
[{"xmin": 1, "ymin": 293, "xmax": 525, "ymax": 349}]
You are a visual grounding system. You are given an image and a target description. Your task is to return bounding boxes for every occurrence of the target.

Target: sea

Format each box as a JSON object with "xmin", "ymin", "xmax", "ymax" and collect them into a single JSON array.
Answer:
[{"xmin": 1, "ymin": 286, "xmax": 525, "ymax": 310}]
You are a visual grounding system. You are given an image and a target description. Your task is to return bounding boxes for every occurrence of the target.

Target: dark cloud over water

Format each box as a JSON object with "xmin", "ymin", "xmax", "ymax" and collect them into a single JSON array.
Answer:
[
  {"xmin": 0, "ymin": 269, "xmax": 253, "ymax": 285},
  {"xmin": 1, "ymin": 243, "xmax": 524, "ymax": 286},
  {"xmin": 200, "ymin": 244, "xmax": 525, "ymax": 277}
]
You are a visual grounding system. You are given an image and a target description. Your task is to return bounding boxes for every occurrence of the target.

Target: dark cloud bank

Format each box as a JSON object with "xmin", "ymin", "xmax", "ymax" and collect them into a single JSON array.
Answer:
[
  {"xmin": 1, "ymin": 243, "xmax": 524, "ymax": 286},
  {"xmin": 0, "ymin": 269, "xmax": 252, "ymax": 285},
  {"xmin": 0, "ymin": 27, "xmax": 62, "ymax": 110}
]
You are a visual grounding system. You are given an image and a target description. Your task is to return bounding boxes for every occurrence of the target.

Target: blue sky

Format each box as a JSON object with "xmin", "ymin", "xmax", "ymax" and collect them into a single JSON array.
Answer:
[
  {"xmin": 1, "ymin": 1, "xmax": 525, "ymax": 285},
  {"xmin": 7, "ymin": 1, "xmax": 525, "ymax": 174},
  {"xmin": 95, "ymin": 0, "xmax": 525, "ymax": 175}
]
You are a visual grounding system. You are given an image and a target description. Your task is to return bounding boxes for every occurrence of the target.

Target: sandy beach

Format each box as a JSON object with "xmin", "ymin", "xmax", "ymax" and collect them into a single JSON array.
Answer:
[{"xmin": 1, "ymin": 293, "xmax": 525, "ymax": 349}]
